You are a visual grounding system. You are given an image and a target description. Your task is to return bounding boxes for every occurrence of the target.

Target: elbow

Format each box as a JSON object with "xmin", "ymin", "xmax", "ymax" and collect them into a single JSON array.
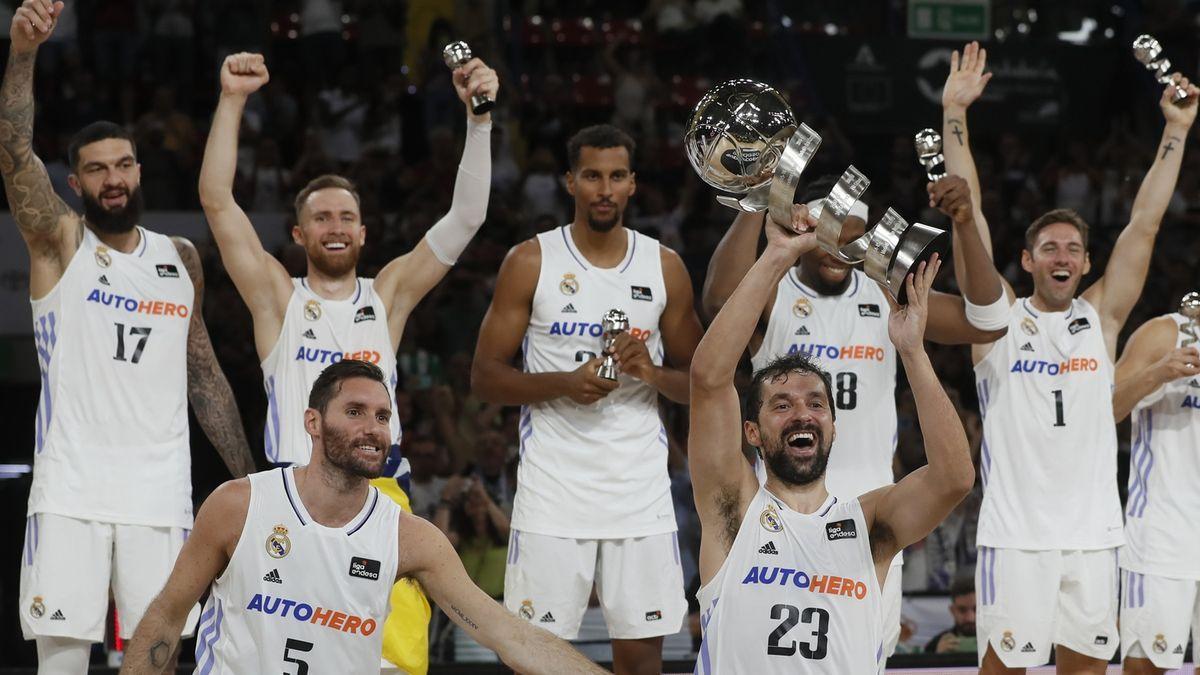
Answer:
[
  {"xmin": 689, "ymin": 354, "xmax": 725, "ymax": 392},
  {"xmin": 946, "ymin": 449, "xmax": 976, "ymax": 498},
  {"xmin": 470, "ymin": 363, "xmax": 497, "ymax": 402},
  {"xmin": 197, "ymin": 184, "xmax": 233, "ymax": 213}
]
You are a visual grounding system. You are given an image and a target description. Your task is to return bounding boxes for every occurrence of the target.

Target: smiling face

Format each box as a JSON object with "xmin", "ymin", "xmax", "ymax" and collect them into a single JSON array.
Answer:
[
  {"xmin": 565, "ymin": 146, "xmax": 636, "ymax": 233},
  {"xmin": 69, "ymin": 138, "xmax": 144, "ymax": 234},
  {"xmin": 293, "ymin": 187, "xmax": 364, "ymax": 278},
  {"xmin": 745, "ymin": 370, "xmax": 836, "ymax": 487},
  {"xmin": 1022, "ymin": 221, "xmax": 1090, "ymax": 310},
  {"xmin": 306, "ymin": 376, "xmax": 392, "ymax": 479}
]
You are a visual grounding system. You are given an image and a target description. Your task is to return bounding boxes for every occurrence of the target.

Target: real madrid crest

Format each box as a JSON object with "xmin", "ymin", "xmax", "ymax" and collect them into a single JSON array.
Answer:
[
  {"xmin": 1153, "ymin": 634, "xmax": 1168, "ymax": 654},
  {"xmin": 519, "ymin": 599, "xmax": 535, "ymax": 620},
  {"xmin": 1020, "ymin": 317, "xmax": 1038, "ymax": 336},
  {"xmin": 1000, "ymin": 631, "xmax": 1016, "ymax": 652},
  {"xmin": 559, "ymin": 273, "xmax": 579, "ymax": 296},
  {"xmin": 304, "ymin": 299, "xmax": 322, "ymax": 321},
  {"xmin": 759, "ymin": 502, "xmax": 783, "ymax": 533},
  {"xmin": 266, "ymin": 524, "xmax": 292, "ymax": 559},
  {"xmin": 792, "ymin": 297, "xmax": 813, "ymax": 319},
  {"xmin": 95, "ymin": 247, "xmax": 112, "ymax": 268},
  {"xmin": 30, "ymin": 596, "xmax": 45, "ymax": 619}
]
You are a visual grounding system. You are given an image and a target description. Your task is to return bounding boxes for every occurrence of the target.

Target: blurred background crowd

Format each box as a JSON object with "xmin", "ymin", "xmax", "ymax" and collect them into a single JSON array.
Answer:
[{"xmin": 2, "ymin": 0, "xmax": 1200, "ymax": 666}]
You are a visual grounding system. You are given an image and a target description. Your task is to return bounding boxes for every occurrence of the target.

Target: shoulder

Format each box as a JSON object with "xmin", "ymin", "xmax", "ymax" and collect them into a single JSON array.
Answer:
[
  {"xmin": 196, "ymin": 477, "xmax": 252, "ymax": 533},
  {"xmin": 506, "ymin": 236, "xmax": 543, "ymax": 266},
  {"xmin": 170, "ymin": 236, "xmax": 202, "ymax": 273},
  {"xmin": 1126, "ymin": 314, "xmax": 1181, "ymax": 354}
]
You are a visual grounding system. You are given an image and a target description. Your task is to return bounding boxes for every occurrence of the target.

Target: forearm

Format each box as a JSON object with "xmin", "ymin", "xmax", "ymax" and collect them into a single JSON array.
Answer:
[
  {"xmin": 424, "ymin": 117, "xmax": 492, "ymax": 265},
  {"xmin": 701, "ymin": 211, "xmax": 765, "ymax": 319},
  {"xmin": 1113, "ymin": 370, "xmax": 1162, "ymax": 422},
  {"xmin": 198, "ymin": 93, "xmax": 247, "ymax": 209},
  {"xmin": 1129, "ymin": 124, "xmax": 1189, "ymax": 229},
  {"xmin": 0, "ymin": 48, "xmax": 69, "ymax": 236},
  {"xmin": 952, "ymin": 213, "xmax": 1003, "ymax": 304},
  {"xmin": 119, "ymin": 600, "xmax": 186, "ymax": 674},
  {"xmin": 900, "ymin": 348, "xmax": 973, "ymax": 490},
  {"xmin": 188, "ymin": 343, "xmax": 255, "ymax": 477},
  {"xmin": 471, "ymin": 361, "xmax": 574, "ymax": 405},
  {"xmin": 485, "ymin": 501, "xmax": 510, "ymax": 538},
  {"xmin": 500, "ymin": 621, "xmax": 608, "ymax": 674},
  {"xmin": 645, "ymin": 365, "xmax": 690, "ymax": 403},
  {"xmin": 942, "ymin": 107, "xmax": 982, "ymax": 206}
]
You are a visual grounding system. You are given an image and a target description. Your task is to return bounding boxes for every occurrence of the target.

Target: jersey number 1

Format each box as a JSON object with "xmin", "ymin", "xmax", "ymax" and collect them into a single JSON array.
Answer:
[
  {"xmin": 113, "ymin": 323, "xmax": 152, "ymax": 364},
  {"xmin": 1051, "ymin": 389, "xmax": 1065, "ymax": 427},
  {"xmin": 766, "ymin": 603, "xmax": 829, "ymax": 660}
]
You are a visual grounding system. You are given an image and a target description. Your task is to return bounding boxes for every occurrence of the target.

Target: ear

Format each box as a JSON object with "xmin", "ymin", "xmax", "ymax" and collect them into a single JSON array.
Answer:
[
  {"xmin": 743, "ymin": 419, "xmax": 761, "ymax": 448},
  {"xmin": 133, "ymin": 162, "xmax": 142, "ymax": 183},
  {"xmin": 358, "ymin": 223, "xmax": 366, "ymax": 246},
  {"xmin": 564, "ymin": 170, "xmax": 576, "ymax": 196},
  {"xmin": 292, "ymin": 223, "xmax": 304, "ymax": 246},
  {"xmin": 628, "ymin": 171, "xmax": 637, "ymax": 198},
  {"xmin": 67, "ymin": 173, "xmax": 82, "ymax": 197},
  {"xmin": 1020, "ymin": 248, "xmax": 1033, "ymax": 274},
  {"xmin": 1082, "ymin": 252, "xmax": 1091, "ymax": 276},
  {"xmin": 303, "ymin": 408, "xmax": 321, "ymax": 439}
]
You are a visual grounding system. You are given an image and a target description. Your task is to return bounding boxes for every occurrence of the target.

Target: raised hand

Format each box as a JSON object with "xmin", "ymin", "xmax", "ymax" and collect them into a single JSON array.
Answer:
[
  {"xmin": 220, "ymin": 52, "xmax": 270, "ymax": 98},
  {"xmin": 927, "ymin": 175, "xmax": 975, "ymax": 227},
  {"xmin": 942, "ymin": 41, "xmax": 992, "ymax": 111},
  {"xmin": 887, "ymin": 255, "xmax": 942, "ymax": 357},
  {"xmin": 10, "ymin": 0, "xmax": 64, "ymax": 53},
  {"xmin": 1161, "ymin": 72, "xmax": 1200, "ymax": 129},
  {"xmin": 451, "ymin": 58, "xmax": 500, "ymax": 119},
  {"xmin": 764, "ymin": 202, "xmax": 819, "ymax": 260}
]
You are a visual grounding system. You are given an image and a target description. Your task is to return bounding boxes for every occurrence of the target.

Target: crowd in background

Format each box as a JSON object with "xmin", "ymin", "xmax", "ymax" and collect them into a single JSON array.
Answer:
[{"xmin": 3, "ymin": 0, "xmax": 1200, "ymax": 662}]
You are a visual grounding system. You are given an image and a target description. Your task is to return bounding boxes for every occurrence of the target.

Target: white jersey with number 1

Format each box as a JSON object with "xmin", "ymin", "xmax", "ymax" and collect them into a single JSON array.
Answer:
[{"xmin": 975, "ymin": 297, "xmax": 1123, "ymax": 550}]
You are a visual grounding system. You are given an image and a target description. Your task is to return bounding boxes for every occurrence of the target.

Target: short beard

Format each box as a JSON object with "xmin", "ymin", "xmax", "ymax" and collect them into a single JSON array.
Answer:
[
  {"xmin": 762, "ymin": 426, "xmax": 831, "ymax": 487},
  {"xmin": 307, "ymin": 245, "xmax": 360, "ymax": 278},
  {"xmin": 585, "ymin": 206, "xmax": 621, "ymax": 232},
  {"xmin": 320, "ymin": 422, "xmax": 386, "ymax": 479},
  {"xmin": 82, "ymin": 186, "xmax": 144, "ymax": 234}
]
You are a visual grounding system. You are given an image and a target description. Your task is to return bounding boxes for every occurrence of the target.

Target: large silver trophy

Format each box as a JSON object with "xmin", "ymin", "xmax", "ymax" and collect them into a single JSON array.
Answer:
[
  {"xmin": 1133, "ymin": 35, "xmax": 1190, "ymax": 104},
  {"xmin": 1181, "ymin": 292, "xmax": 1200, "ymax": 347},
  {"xmin": 684, "ymin": 79, "xmax": 946, "ymax": 303},
  {"xmin": 442, "ymin": 41, "xmax": 496, "ymax": 115},
  {"xmin": 597, "ymin": 309, "xmax": 629, "ymax": 381},
  {"xmin": 914, "ymin": 129, "xmax": 947, "ymax": 181}
]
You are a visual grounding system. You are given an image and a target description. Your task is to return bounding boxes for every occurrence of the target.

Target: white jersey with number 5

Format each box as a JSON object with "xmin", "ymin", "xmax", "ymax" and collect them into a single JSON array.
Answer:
[
  {"xmin": 28, "ymin": 227, "xmax": 194, "ymax": 528},
  {"xmin": 695, "ymin": 488, "xmax": 882, "ymax": 674},
  {"xmin": 194, "ymin": 467, "xmax": 400, "ymax": 674},
  {"xmin": 975, "ymin": 298, "xmax": 1123, "ymax": 550},
  {"xmin": 515, "ymin": 225, "xmax": 673, "ymax": 538},
  {"xmin": 260, "ymin": 278, "xmax": 399, "ymax": 466},
  {"xmin": 752, "ymin": 269, "xmax": 897, "ymax": 500},
  {"xmin": 1121, "ymin": 313, "xmax": 1200, "ymax": 580}
]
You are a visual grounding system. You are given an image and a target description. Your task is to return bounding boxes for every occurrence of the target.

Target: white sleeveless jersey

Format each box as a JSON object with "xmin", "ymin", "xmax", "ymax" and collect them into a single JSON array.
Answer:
[
  {"xmin": 28, "ymin": 227, "xmax": 194, "ymax": 528},
  {"xmin": 696, "ymin": 489, "xmax": 883, "ymax": 674},
  {"xmin": 514, "ymin": 225, "xmax": 674, "ymax": 538},
  {"xmin": 975, "ymin": 298, "xmax": 1123, "ymax": 550},
  {"xmin": 752, "ymin": 269, "xmax": 897, "ymax": 500},
  {"xmin": 261, "ymin": 278, "xmax": 399, "ymax": 465},
  {"xmin": 194, "ymin": 467, "xmax": 400, "ymax": 674},
  {"xmin": 1121, "ymin": 313, "xmax": 1200, "ymax": 579}
]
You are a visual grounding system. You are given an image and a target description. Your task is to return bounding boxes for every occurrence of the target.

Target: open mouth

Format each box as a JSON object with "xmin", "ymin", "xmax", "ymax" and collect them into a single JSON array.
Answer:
[
  {"xmin": 355, "ymin": 443, "xmax": 381, "ymax": 455},
  {"xmin": 1050, "ymin": 269, "xmax": 1071, "ymax": 282},
  {"xmin": 784, "ymin": 430, "xmax": 817, "ymax": 457},
  {"xmin": 101, "ymin": 191, "xmax": 128, "ymax": 208},
  {"xmin": 323, "ymin": 241, "xmax": 349, "ymax": 251}
]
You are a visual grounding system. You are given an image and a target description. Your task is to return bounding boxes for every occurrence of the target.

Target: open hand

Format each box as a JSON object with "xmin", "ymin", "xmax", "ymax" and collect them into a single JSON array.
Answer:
[
  {"xmin": 887, "ymin": 255, "xmax": 942, "ymax": 356},
  {"xmin": 942, "ymin": 41, "xmax": 992, "ymax": 111}
]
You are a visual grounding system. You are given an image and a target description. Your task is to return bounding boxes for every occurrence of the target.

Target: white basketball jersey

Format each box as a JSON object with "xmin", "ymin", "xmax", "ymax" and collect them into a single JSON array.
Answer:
[
  {"xmin": 261, "ymin": 278, "xmax": 399, "ymax": 466},
  {"xmin": 28, "ymin": 227, "xmax": 194, "ymax": 528},
  {"xmin": 975, "ymin": 298, "xmax": 1123, "ymax": 550},
  {"xmin": 1121, "ymin": 314, "xmax": 1200, "ymax": 580},
  {"xmin": 752, "ymin": 269, "xmax": 897, "ymax": 500},
  {"xmin": 695, "ymin": 489, "xmax": 882, "ymax": 674},
  {"xmin": 194, "ymin": 467, "xmax": 399, "ymax": 674},
  {"xmin": 514, "ymin": 225, "xmax": 674, "ymax": 538}
]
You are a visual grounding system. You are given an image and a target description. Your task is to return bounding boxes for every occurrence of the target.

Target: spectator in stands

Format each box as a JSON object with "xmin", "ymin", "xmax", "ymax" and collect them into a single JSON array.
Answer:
[
  {"xmin": 407, "ymin": 433, "xmax": 449, "ymax": 520},
  {"xmin": 925, "ymin": 576, "xmax": 978, "ymax": 654}
]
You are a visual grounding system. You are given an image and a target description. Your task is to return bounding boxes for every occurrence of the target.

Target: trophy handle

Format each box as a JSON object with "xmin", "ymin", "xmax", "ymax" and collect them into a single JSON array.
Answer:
[
  {"xmin": 815, "ymin": 166, "xmax": 871, "ymax": 264},
  {"xmin": 863, "ymin": 209, "xmax": 910, "ymax": 283},
  {"xmin": 767, "ymin": 123, "xmax": 822, "ymax": 227},
  {"xmin": 884, "ymin": 222, "xmax": 949, "ymax": 304},
  {"xmin": 715, "ymin": 183, "xmax": 771, "ymax": 212}
]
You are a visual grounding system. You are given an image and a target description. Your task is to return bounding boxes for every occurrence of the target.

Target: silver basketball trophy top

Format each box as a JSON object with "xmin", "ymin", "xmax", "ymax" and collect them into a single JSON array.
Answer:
[
  {"xmin": 684, "ymin": 79, "xmax": 946, "ymax": 303},
  {"xmin": 1181, "ymin": 291, "xmax": 1200, "ymax": 345},
  {"xmin": 1133, "ymin": 35, "xmax": 1190, "ymax": 104},
  {"xmin": 442, "ymin": 40, "xmax": 496, "ymax": 115},
  {"xmin": 914, "ymin": 128, "xmax": 947, "ymax": 181},
  {"xmin": 597, "ymin": 309, "xmax": 630, "ymax": 381}
]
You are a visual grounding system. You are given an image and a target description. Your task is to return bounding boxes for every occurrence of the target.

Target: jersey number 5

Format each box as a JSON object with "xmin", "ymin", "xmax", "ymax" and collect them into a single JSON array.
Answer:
[
  {"xmin": 766, "ymin": 603, "xmax": 830, "ymax": 659},
  {"xmin": 282, "ymin": 638, "xmax": 314, "ymax": 674}
]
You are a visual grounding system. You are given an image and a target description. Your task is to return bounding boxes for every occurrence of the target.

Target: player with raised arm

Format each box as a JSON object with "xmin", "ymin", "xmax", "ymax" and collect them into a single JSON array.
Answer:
[
  {"xmin": 942, "ymin": 40, "xmax": 1200, "ymax": 672},
  {"xmin": 7, "ymin": 2, "xmax": 254, "ymax": 670},
  {"xmin": 689, "ymin": 207, "xmax": 973, "ymax": 673},
  {"xmin": 119, "ymin": 360, "xmax": 608, "ymax": 675}
]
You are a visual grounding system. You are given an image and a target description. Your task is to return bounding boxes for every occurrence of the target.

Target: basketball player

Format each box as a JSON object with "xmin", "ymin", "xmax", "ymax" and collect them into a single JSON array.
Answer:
[
  {"xmin": 471, "ymin": 124, "xmax": 704, "ymax": 674},
  {"xmin": 120, "ymin": 360, "xmax": 608, "ymax": 675},
  {"xmin": 941, "ymin": 41, "xmax": 1199, "ymax": 672},
  {"xmin": 1111, "ymin": 307, "xmax": 1200, "ymax": 674},
  {"xmin": 702, "ymin": 168, "xmax": 1006, "ymax": 659},
  {"xmin": 6, "ymin": 2, "xmax": 255, "ymax": 670},
  {"xmin": 199, "ymin": 52, "xmax": 495, "ymax": 673},
  {"xmin": 690, "ymin": 207, "xmax": 974, "ymax": 673}
]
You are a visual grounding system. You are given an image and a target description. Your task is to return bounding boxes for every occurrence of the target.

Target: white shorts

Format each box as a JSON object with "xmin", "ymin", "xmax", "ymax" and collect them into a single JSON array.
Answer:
[
  {"xmin": 503, "ymin": 529, "xmax": 686, "ymax": 640},
  {"xmin": 879, "ymin": 559, "xmax": 903, "ymax": 662},
  {"xmin": 19, "ymin": 513, "xmax": 199, "ymax": 642},
  {"xmin": 975, "ymin": 546, "xmax": 1118, "ymax": 668},
  {"xmin": 1119, "ymin": 569, "xmax": 1200, "ymax": 670}
]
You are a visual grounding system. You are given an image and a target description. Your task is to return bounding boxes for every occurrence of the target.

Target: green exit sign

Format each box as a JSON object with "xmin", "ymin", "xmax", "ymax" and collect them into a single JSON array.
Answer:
[{"xmin": 908, "ymin": 0, "xmax": 990, "ymax": 40}]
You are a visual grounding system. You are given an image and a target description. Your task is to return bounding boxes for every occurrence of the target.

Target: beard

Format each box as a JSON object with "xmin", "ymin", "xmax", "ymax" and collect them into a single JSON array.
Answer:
[
  {"xmin": 958, "ymin": 620, "xmax": 976, "ymax": 637},
  {"xmin": 306, "ymin": 242, "xmax": 360, "ymax": 277},
  {"xmin": 82, "ymin": 185, "xmax": 144, "ymax": 234},
  {"xmin": 321, "ymin": 421, "xmax": 388, "ymax": 479},
  {"xmin": 762, "ymin": 421, "xmax": 831, "ymax": 487},
  {"xmin": 584, "ymin": 203, "xmax": 621, "ymax": 232}
]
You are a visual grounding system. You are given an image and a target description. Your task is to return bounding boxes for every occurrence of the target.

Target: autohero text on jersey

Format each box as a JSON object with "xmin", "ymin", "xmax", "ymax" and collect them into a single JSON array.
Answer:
[{"xmin": 245, "ymin": 593, "xmax": 378, "ymax": 636}]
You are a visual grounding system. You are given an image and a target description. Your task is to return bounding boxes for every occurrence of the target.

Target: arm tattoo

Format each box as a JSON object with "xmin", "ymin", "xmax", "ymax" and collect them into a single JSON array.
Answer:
[
  {"xmin": 0, "ymin": 50, "xmax": 74, "ymax": 242},
  {"xmin": 947, "ymin": 118, "xmax": 965, "ymax": 146},
  {"xmin": 1162, "ymin": 136, "xmax": 1183, "ymax": 159},
  {"xmin": 451, "ymin": 604, "xmax": 479, "ymax": 631},
  {"xmin": 149, "ymin": 639, "xmax": 172, "ymax": 667},
  {"xmin": 176, "ymin": 239, "xmax": 256, "ymax": 477}
]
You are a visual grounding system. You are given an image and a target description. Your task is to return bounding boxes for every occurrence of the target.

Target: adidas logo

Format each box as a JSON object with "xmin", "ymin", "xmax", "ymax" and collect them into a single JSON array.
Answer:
[
  {"xmin": 1174, "ymin": 644, "xmax": 1184, "ymax": 654},
  {"xmin": 263, "ymin": 569, "xmax": 283, "ymax": 584},
  {"xmin": 302, "ymin": 329, "xmax": 316, "ymax": 339},
  {"xmin": 50, "ymin": 609, "xmax": 65, "ymax": 621},
  {"xmin": 794, "ymin": 326, "xmax": 810, "ymax": 336},
  {"xmin": 561, "ymin": 303, "xmax": 577, "ymax": 314},
  {"xmin": 1188, "ymin": 379, "xmax": 1200, "ymax": 389},
  {"xmin": 758, "ymin": 541, "xmax": 779, "ymax": 555},
  {"xmin": 538, "ymin": 611, "xmax": 555, "ymax": 623},
  {"xmin": 1020, "ymin": 342, "xmax": 1035, "ymax": 352},
  {"xmin": 1021, "ymin": 642, "xmax": 1035, "ymax": 653},
  {"xmin": 98, "ymin": 275, "xmax": 110, "ymax": 286}
]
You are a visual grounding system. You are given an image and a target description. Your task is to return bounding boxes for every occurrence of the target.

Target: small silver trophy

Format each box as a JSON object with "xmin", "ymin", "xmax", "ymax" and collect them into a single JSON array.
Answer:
[
  {"xmin": 914, "ymin": 129, "xmax": 947, "ymax": 181},
  {"xmin": 597, "ymin": 309, "xmax": 629, "ymax": 381},
  {"xmin": 1181, "ymin": 292, "xmax": 1200, "ymax": 346},
  {"xmin": 684, "ymin": 78, "xmax": 947, "ymax": 302},
  {"xmin": 1133, "ymin": 35, "xmax": 1190, "ymax": 104},
  {"xmin": 442, "ymin": 41, "xmax": 495, "ymax": 115}
]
